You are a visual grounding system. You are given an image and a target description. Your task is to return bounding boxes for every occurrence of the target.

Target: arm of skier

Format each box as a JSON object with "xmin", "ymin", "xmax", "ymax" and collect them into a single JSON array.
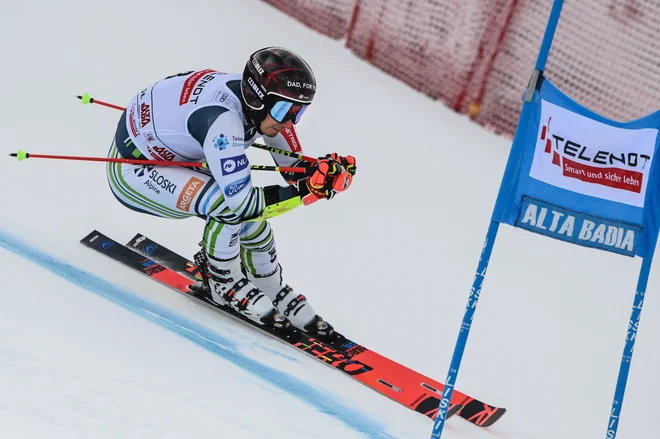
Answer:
[
  {"xmin": 263, "ymin": 125, "xmax": 357, "ymax": 190},
  {"xmin": 198, "ymin": 110, "xmax": 343, "ymax": 221}
]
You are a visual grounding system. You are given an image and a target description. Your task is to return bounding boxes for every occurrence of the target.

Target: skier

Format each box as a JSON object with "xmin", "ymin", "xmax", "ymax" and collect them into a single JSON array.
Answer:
[{"xmin": 106, "ymin": 47, "xmax": 356, "ymax": 342}]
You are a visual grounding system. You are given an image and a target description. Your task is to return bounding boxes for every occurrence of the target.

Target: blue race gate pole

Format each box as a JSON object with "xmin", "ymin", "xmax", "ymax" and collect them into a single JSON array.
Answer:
[
  {"xmin": 606, "ymin": 257, "xmax": 653, "ymax": 439},
  {"xmin": 430, "ymin": 1, "xmax": 565, "ymax": 438},
  {"xmin": 533, "ymin": 0, "xmax": 564, "ymax": 71},
  {"xmin": 430, "ymin": 220, "xmax": 499, "ymax": 438}
]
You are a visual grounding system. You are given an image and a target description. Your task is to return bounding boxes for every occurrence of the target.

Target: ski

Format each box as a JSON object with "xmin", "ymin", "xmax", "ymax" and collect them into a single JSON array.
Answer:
[
  {"xmin": 124, "ymin": 232, "xmax": 507, "ymax": 428},
  {"xmin": 79, "ymin": 230, "xmax": 505, "ymax": 428}
]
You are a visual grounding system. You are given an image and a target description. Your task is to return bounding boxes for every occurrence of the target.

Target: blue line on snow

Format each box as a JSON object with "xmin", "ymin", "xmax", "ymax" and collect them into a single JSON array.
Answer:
[{"xmin": 0, "ymin": 231, "xmax": 398, "ymax": 439}]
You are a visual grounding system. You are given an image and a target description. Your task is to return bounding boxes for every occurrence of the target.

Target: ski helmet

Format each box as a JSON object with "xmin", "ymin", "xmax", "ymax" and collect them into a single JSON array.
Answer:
[{"xmin": 241, "ymin": 47, "xmax": 316, "ymax": 125}]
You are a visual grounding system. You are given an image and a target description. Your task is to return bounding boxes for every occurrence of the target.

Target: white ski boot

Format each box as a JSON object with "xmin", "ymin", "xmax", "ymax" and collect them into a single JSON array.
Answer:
[
  {"xmin": 247, "ymin": 265, "xmax": 344, "ymax": 344},
  {"xmin": 190, "ymin": 250, "xmax": 274, "ymax": 325}
]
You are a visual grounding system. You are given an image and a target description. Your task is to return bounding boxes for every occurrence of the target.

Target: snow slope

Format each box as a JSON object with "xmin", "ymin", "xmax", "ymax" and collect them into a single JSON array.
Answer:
[{"xmin": 1, "ymin": 0, "xmax": 658, "ymax": 438}]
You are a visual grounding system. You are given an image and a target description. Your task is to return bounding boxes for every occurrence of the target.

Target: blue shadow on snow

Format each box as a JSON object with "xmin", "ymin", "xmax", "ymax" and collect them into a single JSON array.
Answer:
[{"xmin": 0, "ymin": 231, "xmax": 398, "ymax": 439}]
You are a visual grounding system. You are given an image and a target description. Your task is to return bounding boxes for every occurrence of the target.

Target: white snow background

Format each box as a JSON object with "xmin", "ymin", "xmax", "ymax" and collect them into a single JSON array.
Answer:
[{"xmin": 0, "ymin": 1, "xmax": 658, "ymax": 438}]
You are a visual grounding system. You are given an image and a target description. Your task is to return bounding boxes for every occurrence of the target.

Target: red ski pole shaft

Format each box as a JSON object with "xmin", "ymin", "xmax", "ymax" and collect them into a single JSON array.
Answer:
[
  {"xmin": 78, "ymin": 94, "xmax": 319, "ymax": 163},
  {"xmin": 10, "ymin": 151, "xmax": 307, "ymax": 173},
  {"xmin": 77, "ymin": 94, "xmax": 126, "ymax": 111}
]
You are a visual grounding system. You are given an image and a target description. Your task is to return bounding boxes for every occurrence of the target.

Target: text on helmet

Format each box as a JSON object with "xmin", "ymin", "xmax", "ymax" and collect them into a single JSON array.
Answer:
[
  {"xmin": 247, "ymin": 77, "xmax": 265, "ymax": 100},
  {"xmin": 287, "ymin": 80, "xmax": 315, "ymax": 90},
  {"xmin": 252, "ymin": 58, "xmax": 265, "ymax": 75}
]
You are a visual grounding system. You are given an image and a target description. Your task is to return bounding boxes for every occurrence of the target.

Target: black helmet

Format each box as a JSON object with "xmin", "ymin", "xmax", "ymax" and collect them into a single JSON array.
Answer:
[{"xmin": 241, "ymin": 47, "xmax": 316, "ymax": 125}]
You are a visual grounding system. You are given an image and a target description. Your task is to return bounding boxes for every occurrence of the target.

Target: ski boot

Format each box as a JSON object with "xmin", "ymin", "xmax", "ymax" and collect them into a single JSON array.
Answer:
[
  {"xmin": 190, "ymin": 249, "xmax": 272, "ymax": 324},
  {"xmin": 191, "ymin": 250, "xmax": 301, "ymax": 341},
  {"xmin": 248, "ymin": 265, "xmax": 346, "ymax": 347}
]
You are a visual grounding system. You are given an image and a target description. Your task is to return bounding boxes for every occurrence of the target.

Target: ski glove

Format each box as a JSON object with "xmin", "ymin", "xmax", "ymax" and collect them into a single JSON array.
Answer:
[
  {"xmin": 297, "ymin": 157, "xmax": 350, "ymax": 205},
  {"xmin": 323, "ymin": 153, "xmax": 356, "ymax": 191},
  {"xmin": 325, "ymin": 153, "xmax": 356, "ymax": 177}
]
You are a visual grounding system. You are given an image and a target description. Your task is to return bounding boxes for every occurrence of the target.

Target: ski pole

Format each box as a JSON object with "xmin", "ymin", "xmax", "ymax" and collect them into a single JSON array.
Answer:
[
  {"xmin": 249, "ymin": 142, "xmax": 317, "ymax": 163},
  {"xmin": 77, "ymin": 93, "xmax": 319, "ymax": 163},
  {"xmin": 77, "ymin": 93, "xmax": 126, "ymax": 111},
  {"xmin": 9, "ymin": 150, "xmax": 307, "ymax": 174}
]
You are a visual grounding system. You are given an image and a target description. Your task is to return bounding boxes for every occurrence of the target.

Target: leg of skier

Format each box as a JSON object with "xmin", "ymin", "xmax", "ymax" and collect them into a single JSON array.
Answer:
[
  {"xmin": 106, "ymin": 114, "xmax": 290, "ymax": 330},
  {"xmin": 192, "ymin": 217, "xmax": 282, "ymax": 327},
  {"xmin": 239, "ymin": 220, "xmax": 344, "ymax": 343}
]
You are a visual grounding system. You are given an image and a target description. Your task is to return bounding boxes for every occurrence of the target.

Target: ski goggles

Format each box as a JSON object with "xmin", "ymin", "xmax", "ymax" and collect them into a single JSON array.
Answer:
[{"xmin": 270, "ymin": 100, "xmax": 309, "ymax": 124}]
